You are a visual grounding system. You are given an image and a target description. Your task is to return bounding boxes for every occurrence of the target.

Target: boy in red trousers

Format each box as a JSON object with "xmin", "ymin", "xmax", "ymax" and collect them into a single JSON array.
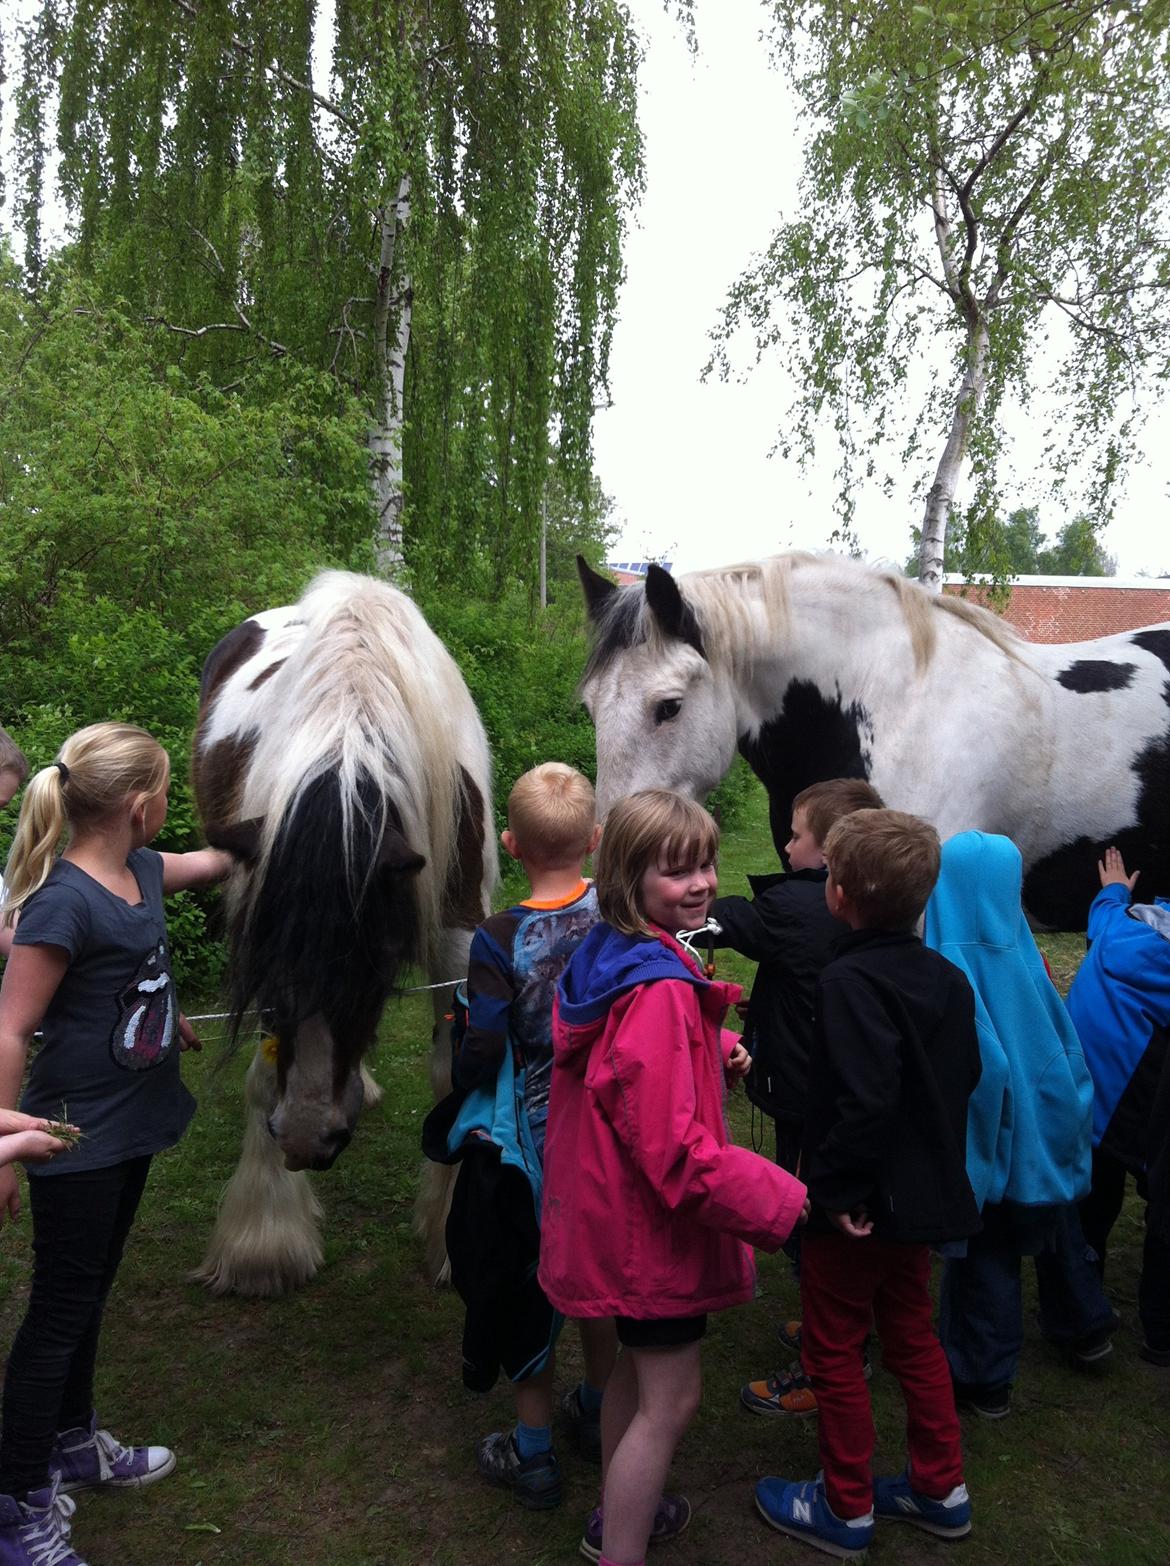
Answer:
[{"xmin": 756, "ymin": 809, "xmax": 982, "ymax": 1559}]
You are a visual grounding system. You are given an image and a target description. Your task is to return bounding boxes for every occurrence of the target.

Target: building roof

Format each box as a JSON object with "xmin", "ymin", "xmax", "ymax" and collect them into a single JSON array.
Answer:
[{"xmin": 943, "ymin": 575, "xmax": 1170, "ymax": 644}]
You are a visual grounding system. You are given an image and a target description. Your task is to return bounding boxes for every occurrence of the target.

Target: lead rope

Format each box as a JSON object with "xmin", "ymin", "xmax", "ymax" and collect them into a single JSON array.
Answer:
[{"xmin": 674, "ymin": 917, "xmax": 722, "ymax": 979}]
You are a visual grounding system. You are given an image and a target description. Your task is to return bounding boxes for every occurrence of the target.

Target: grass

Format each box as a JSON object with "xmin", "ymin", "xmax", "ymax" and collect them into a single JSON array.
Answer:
[{"xmin": 2, "ymin": 782, "xmax": 1168, "ymax": 1565}]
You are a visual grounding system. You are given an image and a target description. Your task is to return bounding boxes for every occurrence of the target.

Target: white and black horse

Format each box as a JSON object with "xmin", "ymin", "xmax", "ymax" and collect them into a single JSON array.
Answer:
[
  {"xmin": 193, "ymin": 570, "xmax": 495, "ymax": 1295},
  {"xmin": 578, "ymin": 552, "xmax": 1170, "ymax": 928}
]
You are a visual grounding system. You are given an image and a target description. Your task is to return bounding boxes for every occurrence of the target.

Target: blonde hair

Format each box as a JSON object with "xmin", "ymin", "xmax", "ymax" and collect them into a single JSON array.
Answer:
[
  {"xmin": 792, "ymin": 778, "xmax": 885, "ymax": 848},
  {"xmin": 2, "ymin": 723, "xmax": 169, "ymax": 921},
  {"xmin": 0, "ymin": 728, "xmax": 28, "ymax": 786},
  {"xmin": 507, "ymin": 762, "xmax": 597, "ymax": 865},
  {"xmin": 822, "ymin": 808, "xmax": 940, "ymax": 931},
  {"xmin": 596, "ymin": 789, "xmax": 719, "ymax": 936}
]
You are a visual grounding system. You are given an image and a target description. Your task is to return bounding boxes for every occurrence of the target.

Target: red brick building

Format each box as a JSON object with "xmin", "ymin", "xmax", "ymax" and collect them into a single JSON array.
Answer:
[{"xmin": 944, "ymin": 575, "xmax": 1170, "ymax": 644}]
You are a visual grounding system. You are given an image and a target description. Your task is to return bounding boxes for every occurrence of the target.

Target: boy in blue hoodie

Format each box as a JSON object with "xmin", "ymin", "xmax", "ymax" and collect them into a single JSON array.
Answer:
[
  {"xmin": 1066, "ymin": 846, "xmax": 1170, "ymax": 1365},
  {"xmin": 923, "ymin": 830, "xmax": 1110, "ymax": 1419}
]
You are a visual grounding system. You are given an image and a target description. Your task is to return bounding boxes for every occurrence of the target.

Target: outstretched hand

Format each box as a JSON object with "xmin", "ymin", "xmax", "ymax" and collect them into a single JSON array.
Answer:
[{"xmin": 1098, "ymin": 846, "xmax": 1140, "ymax": 893}]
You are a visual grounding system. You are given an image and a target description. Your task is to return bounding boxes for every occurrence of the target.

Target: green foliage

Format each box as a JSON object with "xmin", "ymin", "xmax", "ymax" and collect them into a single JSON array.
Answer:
[
  {"xmin": 709, "ymin": 0, "xmax": 1170, "ymax": 560},
  {"xmin": 1, "ymin": 0, "xmax": 644, "ymax": 595},
  {"xmin": 905, "ymin": 506, "xmax": 1118, "ymax": 577},
  {"xmin": 0, "ymin": 265, "xmax": 376, "ymax": 984}
]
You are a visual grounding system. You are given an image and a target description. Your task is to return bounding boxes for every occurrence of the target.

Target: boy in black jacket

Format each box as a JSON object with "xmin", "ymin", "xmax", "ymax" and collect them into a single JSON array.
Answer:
[
  {"xmin": 756, "ymin": 810, "xmax": 982, "ymax": 1560},
  {"xmin": 715, "ymin": 778, "xmax": 883, "ymax": 1418}
]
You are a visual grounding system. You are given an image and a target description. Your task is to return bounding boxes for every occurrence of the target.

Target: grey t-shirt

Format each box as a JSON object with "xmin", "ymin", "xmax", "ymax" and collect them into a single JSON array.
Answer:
[{"xmin": 16, "ymin": 847, "xmax": 194, "ymax": 1174}]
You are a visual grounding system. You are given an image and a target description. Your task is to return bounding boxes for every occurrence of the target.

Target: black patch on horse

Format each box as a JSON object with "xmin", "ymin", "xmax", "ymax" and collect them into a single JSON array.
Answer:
[
  {"xmin": 1056, "ymin": 660, "xmax": 1137, "ymax": 693},
  {"xmin": 738, "ymin": 679, "xmax": 874, "ymax": 862},
  {"xmin": 1132, "ymin": 629, "xmax": 1170, "ymax": 680},
  {"xmin": 225, "ymin": 771, "xmax": 423, "ymax": 1070},
  {"xmin": 1024, "ymin": 718, "xmax": 1170, "ymax": 927}
]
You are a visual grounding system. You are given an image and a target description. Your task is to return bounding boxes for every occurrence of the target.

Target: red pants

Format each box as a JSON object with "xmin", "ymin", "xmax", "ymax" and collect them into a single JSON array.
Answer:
[{"xmin": 801, "ymin": 1232, "xmax": 964, "ymax": 1519}]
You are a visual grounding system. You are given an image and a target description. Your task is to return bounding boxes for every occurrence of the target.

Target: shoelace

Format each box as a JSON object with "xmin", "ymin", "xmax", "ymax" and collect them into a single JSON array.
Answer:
[
  {"xmin": 91, "ymin": 1426, "xmax": 130, "ymax": 1479},
  {"xmin": 21, "ymin": 1486, "xmax": 77, "ymax": 1566}
]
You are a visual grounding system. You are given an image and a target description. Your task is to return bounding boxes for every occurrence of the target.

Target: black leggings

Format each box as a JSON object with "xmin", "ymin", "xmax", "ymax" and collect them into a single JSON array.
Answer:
[
  {"xmin": 0, "ymin": 1156, "xmax": 150, "ymax": 1499},
  {"xmin": 1079, "ymin": 1147, "xmax": 1170, "ymax": 1353}
]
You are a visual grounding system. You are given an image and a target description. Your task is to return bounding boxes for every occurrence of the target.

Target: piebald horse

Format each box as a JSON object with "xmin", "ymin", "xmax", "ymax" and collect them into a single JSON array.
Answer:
[
  {"xmin": 193, "ymin": 570, "xmax": 495, "ymax": 1295},
  {"xmin": 578, "ymin": 553, "xmax": 1170, "ymax": 928}
]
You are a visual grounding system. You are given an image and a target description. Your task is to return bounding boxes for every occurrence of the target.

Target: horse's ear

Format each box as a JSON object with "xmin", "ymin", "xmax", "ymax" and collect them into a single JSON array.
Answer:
[
  {"xmin": 379, "ymin": 827, "xmax": 426, "ymax": 877},
  {"xmin": 577, "ymin": 556, "xmax": 618, "ymax": 622},
  {"xmin": 205, "ymin": 817, "xmax": 264, "ymax": 863},
  {"xmin": 645, "ymin": 564, "xmax": 705, "ymax": 658}
]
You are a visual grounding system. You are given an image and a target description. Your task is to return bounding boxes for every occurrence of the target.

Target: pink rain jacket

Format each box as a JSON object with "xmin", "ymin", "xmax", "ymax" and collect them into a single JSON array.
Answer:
[{"xmin": 538, "ymin": 923, "xmax": 808, "ymax": 1319}]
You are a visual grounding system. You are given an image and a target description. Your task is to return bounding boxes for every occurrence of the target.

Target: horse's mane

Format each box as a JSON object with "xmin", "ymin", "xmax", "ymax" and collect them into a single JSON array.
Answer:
[
  {"xmin": 585, "ymin": 551, "xmax": 1023, "ymax": 678},
  {"xmin": 235, "ymin": 570, "xmax": 472, "ymax": 969}
]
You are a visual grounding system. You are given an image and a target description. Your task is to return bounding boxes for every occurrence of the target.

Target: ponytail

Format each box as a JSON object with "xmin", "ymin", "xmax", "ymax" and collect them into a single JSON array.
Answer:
[{"xmin": 2, "ymin": 768, "xmax": 69, "ymax": 921}]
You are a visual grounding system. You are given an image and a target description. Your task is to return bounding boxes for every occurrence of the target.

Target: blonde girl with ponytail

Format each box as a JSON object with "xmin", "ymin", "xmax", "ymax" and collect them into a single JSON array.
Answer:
[{"xmin": 0, "ymin": 723, "xmax": 232, "ymax": 1566}]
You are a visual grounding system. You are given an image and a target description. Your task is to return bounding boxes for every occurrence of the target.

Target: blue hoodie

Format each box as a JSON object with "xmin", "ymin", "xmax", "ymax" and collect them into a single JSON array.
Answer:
[
  {"xmin": 1066, "ymin": 888, "xmax": 1170, "ymax": 1150},
  {"xmin": 924, "ymin": 831, "xmax": 1092, "ymax": 1208}
]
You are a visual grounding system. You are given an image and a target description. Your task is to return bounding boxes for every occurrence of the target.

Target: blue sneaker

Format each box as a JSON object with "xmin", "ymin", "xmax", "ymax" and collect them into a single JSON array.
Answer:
[
  {"xmin": 873, "ymin": 1470, "xmax": 971, "ymax": 1538},
  {"xmin": 755, "ymin": 1475, "xmax": 873, "ymax": 1559}
]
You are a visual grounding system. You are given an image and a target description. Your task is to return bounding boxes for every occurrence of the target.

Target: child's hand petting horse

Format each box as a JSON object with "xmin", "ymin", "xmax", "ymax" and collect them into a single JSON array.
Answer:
[{"xmin": 1098, "ymin": 845, "xmax": 1140, "ymax": 893}]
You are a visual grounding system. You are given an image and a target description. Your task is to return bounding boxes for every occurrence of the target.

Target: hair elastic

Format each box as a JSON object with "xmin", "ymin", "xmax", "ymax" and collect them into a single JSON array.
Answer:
[{"xmin": 53, "ymin": 760, "xmax": 70, "ymax": 784}]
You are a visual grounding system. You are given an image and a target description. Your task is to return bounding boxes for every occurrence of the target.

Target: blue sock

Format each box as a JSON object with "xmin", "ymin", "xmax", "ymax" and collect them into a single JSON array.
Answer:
[
  {"xmin": 514, "ymin": 1421, "xmax": 552, "ymax": 1460},
  {"xmin": 578, "ymin": 1380, "xmax": 604, "ymax": 1414}
]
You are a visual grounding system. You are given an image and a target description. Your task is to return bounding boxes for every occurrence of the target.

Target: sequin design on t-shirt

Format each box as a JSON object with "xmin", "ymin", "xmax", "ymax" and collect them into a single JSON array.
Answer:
[{"xmin": 110, "ymin": 940, "xmax": 176, "ymax": 1070}]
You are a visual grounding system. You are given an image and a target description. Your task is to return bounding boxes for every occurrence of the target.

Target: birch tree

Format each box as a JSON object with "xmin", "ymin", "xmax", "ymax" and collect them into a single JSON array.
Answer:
[
  {"xmin": 708, "ymin": 0, "xmax": 1170, "ymax": 590},
  {"xmin": 1, "ymin": 1, "xmax": 642, "ymax": 587}
]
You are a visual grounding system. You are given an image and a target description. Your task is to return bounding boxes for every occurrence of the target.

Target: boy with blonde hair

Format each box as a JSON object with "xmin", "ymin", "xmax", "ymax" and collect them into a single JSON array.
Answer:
[
  {"xmin": 424, "ymin": 762, "xmax": 610, "ymax": 1509},
  {"xmin": 757, "ymin": 809, "xmax": 982, "ymax": 1558}
]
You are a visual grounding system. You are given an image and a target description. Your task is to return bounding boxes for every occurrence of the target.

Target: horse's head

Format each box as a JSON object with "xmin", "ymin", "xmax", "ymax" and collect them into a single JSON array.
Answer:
[
  {"xmin": 578, "ymin": 559, "xmax": 740, "ymax": 816},
  {"xmin": 208, "ymin": 781, "xmax": 426, "ymax": 1172}
]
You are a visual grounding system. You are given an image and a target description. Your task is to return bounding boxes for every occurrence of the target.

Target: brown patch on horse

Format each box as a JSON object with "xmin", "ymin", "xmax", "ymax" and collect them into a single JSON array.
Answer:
[
  {"xmin": 249, "ymin": 658, "xmax": 286, "ymax": 691},
  {"xmin": 199, "ymin": 618, "xmax": 265, "ymax": 705},
  {"xmin": 193, "ymin": 732, "xmax": 257, "ymax": 838},
  {"xmin": 443, "ymin": 767, "xmax": 487, "ymax": 929}
]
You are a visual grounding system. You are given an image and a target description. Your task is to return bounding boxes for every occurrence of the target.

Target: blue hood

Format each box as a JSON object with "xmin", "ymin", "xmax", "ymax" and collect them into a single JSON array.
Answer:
[
  {"xmin": 557, "ymin": 924, "xmax": 706, "ymax": 1028},
  {"xmin": 924, "ymin": 831, "xmax": 1092, "ymax": 1208}
]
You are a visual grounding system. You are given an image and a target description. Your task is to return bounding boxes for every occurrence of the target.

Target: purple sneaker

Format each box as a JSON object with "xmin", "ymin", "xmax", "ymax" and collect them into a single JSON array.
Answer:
[
  {"xmin": 579, "ymin": 1494, "xmax": 692, "ymax": 1561},
  {"xmin": 0, "ymin": 1475, "xmax": 87, "ymax": 1566},
  {"xmin": 50, "ymin": 1416, "xmax": 175, "ymax": 1494}
]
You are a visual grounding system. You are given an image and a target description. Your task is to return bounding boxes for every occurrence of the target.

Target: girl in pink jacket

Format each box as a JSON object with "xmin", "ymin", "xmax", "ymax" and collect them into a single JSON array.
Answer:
[{"xmin": 540, "ymin": 790, "xmax": 808, "ymax": 1566}]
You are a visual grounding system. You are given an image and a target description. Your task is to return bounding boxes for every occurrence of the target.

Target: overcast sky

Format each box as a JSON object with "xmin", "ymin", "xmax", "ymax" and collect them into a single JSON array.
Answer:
[{"xmin": 593, "ymin": 0, "xmax": 1169, "ymax": 578}]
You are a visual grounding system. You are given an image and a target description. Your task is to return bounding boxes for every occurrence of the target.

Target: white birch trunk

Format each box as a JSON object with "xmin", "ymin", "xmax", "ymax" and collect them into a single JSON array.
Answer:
[
  {"xmin": 917, "ymin": 316, "xmax": 989, "ymax": 593},
  {"xmin": 370, "ymin": 174, "xmax": 412, "ymax": 577}
]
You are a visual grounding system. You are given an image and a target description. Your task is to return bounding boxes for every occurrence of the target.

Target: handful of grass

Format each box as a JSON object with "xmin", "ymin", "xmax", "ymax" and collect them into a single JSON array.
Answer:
[{"xmin": 43, "ymin": 1103, "xmax": 84, "ymax": 1151}]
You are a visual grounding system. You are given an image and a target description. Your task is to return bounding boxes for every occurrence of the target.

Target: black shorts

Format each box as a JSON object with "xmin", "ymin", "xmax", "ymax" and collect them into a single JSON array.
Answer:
[{"xmin": 615, "ymin": 1312, "xmax": 708, "ymax": 1349}]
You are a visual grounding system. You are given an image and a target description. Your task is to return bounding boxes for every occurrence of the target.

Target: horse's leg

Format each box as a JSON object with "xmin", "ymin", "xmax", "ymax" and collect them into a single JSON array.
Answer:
[
  {"xmin": 413, "ymin": 925, "xmax": 473, "ymax": 1285},
  {"xmin": 192, "ymin": 1046, "xmax": 324, "ymax": 1297}
]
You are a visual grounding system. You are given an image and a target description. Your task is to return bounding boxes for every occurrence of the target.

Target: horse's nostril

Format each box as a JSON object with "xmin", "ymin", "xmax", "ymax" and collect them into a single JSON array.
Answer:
[{"xmin": 265, "ymin": 1117, "xmax": 278, "ymax": 1140}]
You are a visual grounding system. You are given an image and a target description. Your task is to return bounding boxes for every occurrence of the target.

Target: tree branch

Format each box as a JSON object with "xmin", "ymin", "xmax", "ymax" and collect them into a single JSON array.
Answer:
[{"xmin": 169, "ymin": 0, "xmax": 356, "ymax": 131}]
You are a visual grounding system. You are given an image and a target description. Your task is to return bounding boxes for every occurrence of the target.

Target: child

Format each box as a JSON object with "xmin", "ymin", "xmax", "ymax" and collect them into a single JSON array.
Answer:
[
  {"xmin": 712, "ymin": 777, "xmax": 884, "ymax": 1417},
  {"xmin": 924, "ymin": 830, "xmax": 1104, "ymax": 1420},
  {"xmin": 0, "ymin": 723, "xmax": 232, "ymax": 1566},
  {"xmin": 756, "ymin": 809, "xmax": 981, "ymax": 1559},
  {"xmin": 423, "ymin": 762, "xmax": 613, "ymax": 1510},
  {"xmin": 540, "ymin": 789, "xmax": 808, "ymax": 1566},
  {"xmin": 1066, "ymin": 845, "xmax": 1170, "ymax": 1365}
]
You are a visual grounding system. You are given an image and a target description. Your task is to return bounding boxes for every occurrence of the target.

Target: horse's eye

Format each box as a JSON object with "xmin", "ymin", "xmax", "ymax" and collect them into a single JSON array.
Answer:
[{"xmin": 655, "ymin": 698, "xmax": 682, "ymax": 724}]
